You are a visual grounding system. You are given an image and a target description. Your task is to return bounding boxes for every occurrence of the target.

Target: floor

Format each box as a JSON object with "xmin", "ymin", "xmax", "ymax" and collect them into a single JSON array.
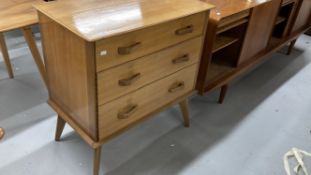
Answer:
[{"xmin": 0, "ymin": 29, "xmax": 311, "ymax": 175}]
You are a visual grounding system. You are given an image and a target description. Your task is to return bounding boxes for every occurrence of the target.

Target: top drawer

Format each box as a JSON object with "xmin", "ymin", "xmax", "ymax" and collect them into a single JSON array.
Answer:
[
  {"xmin": 217, "ymin": 9, "xmax": 250, "ymax": 29},
  {"xmin": 95, "ymin": 12, "xmax": 206, "ymax": 71},
  {"xmin": 218, "ymin": 10, "xmax": 250, "ymax": 27}
]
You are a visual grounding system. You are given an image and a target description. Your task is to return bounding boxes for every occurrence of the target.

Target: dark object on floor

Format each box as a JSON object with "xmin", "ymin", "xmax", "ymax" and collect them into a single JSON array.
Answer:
[
  {"xmin": 306, "ymin": 29, "xmax": 311, "ymax": 36},
  {"xmin": 0, "ymin": 127, "xmax": 4, "ymax": 140}
]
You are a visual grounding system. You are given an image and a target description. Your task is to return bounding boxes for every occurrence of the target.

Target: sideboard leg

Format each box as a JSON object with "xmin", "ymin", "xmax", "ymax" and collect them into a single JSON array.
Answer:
[
  {"xmin": 93, "ymin": 146, "xmax": 102, "ymax": 175},
  {"xmin": 0, "ymin": 32, "xmax": 14, "ymax": 78},
  {"xmin": 218, "ymin": 84, "xmax": 228, "ymax": 104},
  {"xmin": 55, "ymin": 115, "xmax": 66, "ymax": 141},
  {"xmin": 287, "ymin": 39, "xmax": 297, "ymax": 55},
  {"xmin": 179, "ymin": 99, "xmax": 190, "ymax": 127}
]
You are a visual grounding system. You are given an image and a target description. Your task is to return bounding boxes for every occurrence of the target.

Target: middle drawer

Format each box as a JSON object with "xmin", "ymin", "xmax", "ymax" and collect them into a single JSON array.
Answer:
[{"xmin": 97, "ymin": 37, "xmax": 203, "ymax": 105}]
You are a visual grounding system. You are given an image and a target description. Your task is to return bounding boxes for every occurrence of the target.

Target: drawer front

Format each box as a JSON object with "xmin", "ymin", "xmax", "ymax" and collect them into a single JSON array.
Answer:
[
  {"xmin": 98, "ymin": 64, "xmax": 198, "ymax": 140},
  {"xmin": 97, "ymin": 37, "xmax": 203, "ymax": 105},
  {"xmin": 218, "ymin": 9, "xmax": 250, "ymax": 28},
  {"xmin": 95, "ymin": 12, "xmax": 205, "ymax": 71}
]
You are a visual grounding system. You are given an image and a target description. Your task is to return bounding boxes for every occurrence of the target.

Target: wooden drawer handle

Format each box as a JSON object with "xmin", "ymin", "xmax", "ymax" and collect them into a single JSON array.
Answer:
[
  {"xmin": 175, "ymin": 25, "xmax": 194, "ymax": 35},
  {"xmin": 118, "ymin": 73, "xmax": 141, "ymax": 86},
  {"xmin": 168, "ymin": 82, "xmax": 185, "ymax": 93},
  {"xmin": 118, "ymin": 42, "xmax": 141, "ymax": 55},
  {"xmin": 118, "ymin": 104, "xmax": 138, "ymax": 119},
  {"xmin": 172, "ymin": 54, "xmax": 190, "ymax": 64}
]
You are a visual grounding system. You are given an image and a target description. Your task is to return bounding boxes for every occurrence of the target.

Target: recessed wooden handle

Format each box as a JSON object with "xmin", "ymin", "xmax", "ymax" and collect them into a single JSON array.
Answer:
[
  {"xmin": 172, "ymin": 54, "xmax": 190, "ymax": 64},
  {"xmin": 118, "ymin": 104, "xmax": 138, "ymax": 119},
  {"xmin": 175, "ymin": 25, "xmax": 194, "ymax": 35},
  {"xmin": 168, "ymin": 82, "xmax": 185, "ymax": 93},
  {"xmin": 118, "ymin": 42, "xmax": 141, "ymax": 55},
  {"xmin": 118, "ymin": 73, "xmax": 141, "ymax": 86}
]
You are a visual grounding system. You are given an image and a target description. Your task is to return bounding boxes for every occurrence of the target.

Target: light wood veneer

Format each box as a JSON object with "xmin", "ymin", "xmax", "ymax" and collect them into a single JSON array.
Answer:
[
  {"xmin": 35, "ymin": 1, "xmax": 213, "ymax": 175},
  {"xmin": 0, "ymin": 0, "xmax": 40, "ymax": 32},
  {"xmin": 95, "ymin": 13, "xmax": 205, "ymax": 71}
]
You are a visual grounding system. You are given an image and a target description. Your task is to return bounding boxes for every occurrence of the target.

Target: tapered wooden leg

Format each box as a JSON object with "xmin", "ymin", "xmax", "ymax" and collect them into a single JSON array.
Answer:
[
  {"xmin": 55, "ymin": 116, "xmax": 66, "ymax": 142},
  {"xmin": 0, "ymin": 32, "xmax": 14, "ymax": 78},
  {"xmin": 287, "ymin": 39, "xmax": 297, "ymax": 55},
  {"xmin": 179, "ymin": 99, "xmax": 190, "ymax": 127},
  {"xmin": 93, "ymin": 146, "xmax": 102, "ymax": 175},
  {"xmin": 21, "ymin": 27, "xmax": 48, "ymax": 87},
  {"xmin": 218, "ymin": 84, "xmax": 228, "ymax": 104},
  {"xmin": 0, "ymin": 127, "xmax": 5, "ymax": 140}
]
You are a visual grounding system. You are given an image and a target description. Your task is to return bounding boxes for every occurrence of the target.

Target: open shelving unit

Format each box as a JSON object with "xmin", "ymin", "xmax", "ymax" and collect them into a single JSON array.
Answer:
[
  {"xmin": 206, "ymin": 57, "xmax": 235, "ymax": 83},
  {"xmin": 272, "ymin": 0, "xmax": 296, "ymax": 38},
  {"xmin": 275, "ymin": 16, "xmax": 287, "ymax": 25},
  {"xmin": 212, "ymin": 35, "xmax": 239, "ymax": 53},
  {"xmin": 206, "ymin": 12, "xmax": 250, "ymax": 86},
  {"xmin": 270, "ymin": 0, "xmax": 297, "ymax": 47}
]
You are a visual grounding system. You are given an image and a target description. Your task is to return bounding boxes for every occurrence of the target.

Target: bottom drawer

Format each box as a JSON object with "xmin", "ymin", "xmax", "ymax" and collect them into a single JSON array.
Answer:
[{"xmin": 98, "ymin": 64, "xmax": 198, "ymax": 140}]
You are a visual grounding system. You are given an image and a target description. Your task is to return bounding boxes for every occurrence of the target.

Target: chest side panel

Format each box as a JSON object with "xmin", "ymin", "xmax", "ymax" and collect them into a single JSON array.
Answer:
[{"xmin": 39, "ymin": 13, "xmax": 98, "ymax": 140}]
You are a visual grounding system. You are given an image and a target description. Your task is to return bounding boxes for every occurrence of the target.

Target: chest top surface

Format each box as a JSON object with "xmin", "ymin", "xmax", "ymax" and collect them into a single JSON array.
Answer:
[
  {"xmin": 34, "ymin": 0, "xmax": 214, "ymax": 41},
  {"xmin": 0, "ymin": 0, "xmax": 42, "ymax": 32},
  {"xmin": 203, "ymin": 0, "xmax": 271, "ymax": 21}
]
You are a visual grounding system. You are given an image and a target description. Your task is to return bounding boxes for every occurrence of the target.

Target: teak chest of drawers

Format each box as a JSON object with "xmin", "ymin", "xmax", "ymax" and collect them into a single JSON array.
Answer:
[{"xmin": 34, "ymin": 0, "xmax": 213, "ymax": 174}]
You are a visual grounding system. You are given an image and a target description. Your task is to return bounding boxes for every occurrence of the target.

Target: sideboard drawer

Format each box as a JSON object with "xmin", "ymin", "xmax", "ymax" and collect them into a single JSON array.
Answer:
[
  {"xmin": 97, "ymin": 37, "xmax": 203, "ymax": 105},
  {"xmin": 98, "ymin": 64, "xmax": 198, "ymax": 140},
  {"xmin": 218, "ymin": 9, "xmax": 250, "ymax": 28},
  {"xmin": 95, "ymin": 12, "xmax": 205, "ymax": 71}
]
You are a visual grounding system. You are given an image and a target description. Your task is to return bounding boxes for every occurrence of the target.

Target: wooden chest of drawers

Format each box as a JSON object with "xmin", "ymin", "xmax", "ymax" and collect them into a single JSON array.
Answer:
[{"xmin": 35, "ymin": 0, "xmax": 213, "ymax": 174}]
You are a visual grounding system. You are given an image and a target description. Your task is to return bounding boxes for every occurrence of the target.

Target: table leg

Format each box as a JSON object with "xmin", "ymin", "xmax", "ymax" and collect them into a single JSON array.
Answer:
[
  {"xmin": 179, "ymin": 99, "xmax": 190, "ymax": 127},
  {"xmin": 0, "ymin": 32, "xmax": 14, "ymax": 78},
  {"xmin": 21, "ymin": 27, "xmax": 47, "ymax": 87}
]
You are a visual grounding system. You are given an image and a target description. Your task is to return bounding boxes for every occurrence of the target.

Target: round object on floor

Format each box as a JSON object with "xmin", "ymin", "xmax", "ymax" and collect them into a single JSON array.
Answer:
[{"xmin": 0, "ymin": 128, "xmax": 4, "ymax": 140}]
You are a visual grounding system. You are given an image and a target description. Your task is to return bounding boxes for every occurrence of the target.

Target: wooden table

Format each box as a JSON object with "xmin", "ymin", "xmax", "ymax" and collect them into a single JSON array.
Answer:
[{"xmin": 0, "ymin": 0, "xmax": 47, "ymax": 86}]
